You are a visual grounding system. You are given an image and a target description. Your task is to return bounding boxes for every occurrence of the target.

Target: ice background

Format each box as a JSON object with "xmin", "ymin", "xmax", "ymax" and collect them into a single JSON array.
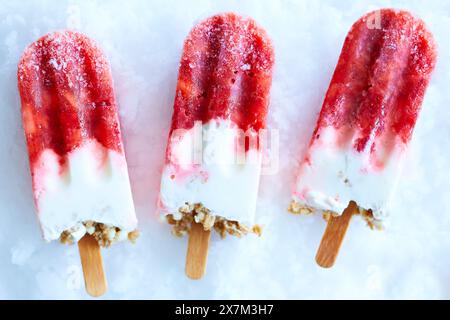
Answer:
[{"xmin": 1, "ymin": 0, "xmax": 450, "ymax": 299}]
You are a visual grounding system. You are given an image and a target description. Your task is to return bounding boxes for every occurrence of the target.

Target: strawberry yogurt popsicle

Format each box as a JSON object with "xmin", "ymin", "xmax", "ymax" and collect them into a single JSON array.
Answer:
[
  {"xmin": 290, "ymin": 9, "xmax": 437, "ymax": 228},
  {"xmin": 18, "ymin": 31, "xmax": 138, "ymax": 247},
  {"xmin": 159, "ymin": 13, "xmax": 274, "ymax": 238}
]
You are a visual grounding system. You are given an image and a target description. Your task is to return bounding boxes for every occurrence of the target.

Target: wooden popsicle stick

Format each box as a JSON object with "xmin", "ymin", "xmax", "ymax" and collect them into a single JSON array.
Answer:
[
  {"xmin": 185, "ymin": 222, "xmax": 211, "ymax": 279},
  {"xmin": 78, "ymin": 234, "xmax": 107, "ymax": 297},
  {"xmin": 315, "ymin": 201, "xmax": 358, "ymax": 268}
]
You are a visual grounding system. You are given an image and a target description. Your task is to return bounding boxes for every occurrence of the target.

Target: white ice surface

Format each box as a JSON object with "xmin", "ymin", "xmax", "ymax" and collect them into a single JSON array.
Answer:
[{"xmin": 1, "ymin": 0, "xmax": 450, "ymax": 299}]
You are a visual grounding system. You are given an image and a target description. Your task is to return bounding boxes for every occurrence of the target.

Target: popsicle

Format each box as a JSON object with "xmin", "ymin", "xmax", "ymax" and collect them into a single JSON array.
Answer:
[
  {"xmin": 289, "ymin": 9, "xmax": 436, "ymax": 267},
  {"xmin": 18, "ymin": 30, "xmax": 138, "ymax": 295},
  {"xmin": 159, "ymin": 13, "xmax": 274, "ymax": 278}
]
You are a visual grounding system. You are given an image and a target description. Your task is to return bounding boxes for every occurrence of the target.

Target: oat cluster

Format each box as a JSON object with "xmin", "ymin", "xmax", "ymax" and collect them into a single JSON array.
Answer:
[
  {"xmin": 60, "ymin": 221, "xmax": 139, "ymax": 247},
  {"xmin": 288, "ymin": 200, "xmax": 383, "ymax": 230},
  {"xmin": 166, "ymin": 203, "xmax": 262, "ymax": 238}
]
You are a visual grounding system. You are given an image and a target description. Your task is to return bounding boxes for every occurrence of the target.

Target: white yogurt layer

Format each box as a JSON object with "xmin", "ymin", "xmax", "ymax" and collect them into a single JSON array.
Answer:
[
  {"xmin": 293, "ymin": 126, "xmax": 407, "ymax": 220},
  {"xmin": 159, "ymin": 119, "xmax": 262, "ymax": 226},
  {"xmin": 32, "ymin": 139, "xmax": 137, "ymax": 242}
]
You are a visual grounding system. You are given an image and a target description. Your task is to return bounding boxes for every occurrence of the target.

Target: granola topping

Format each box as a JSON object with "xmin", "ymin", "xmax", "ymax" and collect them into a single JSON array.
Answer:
[
  {"xmin": 59, "ymin": 221, "xmax": 139, "ymax": 247},
  {"xmin": 288, "ymin": 200, "xmax": 383, "ymax": 230},
  {"xmin": 166, "ymin": 203, "xmax": 262, "ymax": 238}
]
